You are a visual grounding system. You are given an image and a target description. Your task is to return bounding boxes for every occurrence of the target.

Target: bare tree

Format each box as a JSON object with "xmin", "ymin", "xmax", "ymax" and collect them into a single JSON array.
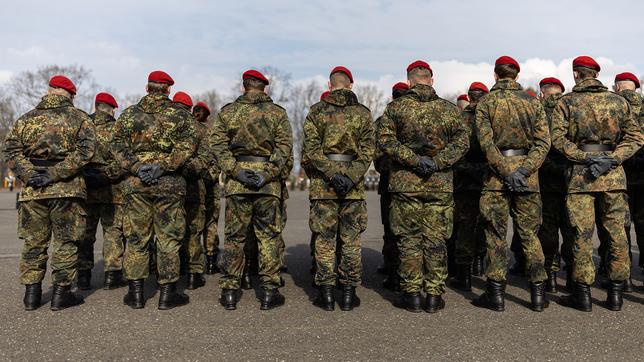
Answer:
[
  {"xmin": 353, "ymin": 84, "xmax": 387, "ymax": 117},
  {"xmin": 284, "ymin": 80, "xmax": 325, "ymax": 170},
  {"xmin": 0, "ymin": 91, "xmax": 17, "ymax": 181}
]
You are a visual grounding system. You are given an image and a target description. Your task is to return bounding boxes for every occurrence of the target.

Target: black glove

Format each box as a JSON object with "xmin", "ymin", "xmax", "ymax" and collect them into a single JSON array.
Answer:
[
  {"xmin": 249, "ymin": 171, "xmax": 267, "ymax": 189},
  {"xmin": 138, "ymin": 164, "xmax": 164, "ymax": 185},
  {"xmin": 505, "ymin": 167, "xmax": 529, "ymax": 193},
  {"xmin": 414, "ymin": 156, "xmax": 437, "ymax": 177},
  {"xmin": 27, "ymin": 169, "xmax": 54, "ymax": 188},
  {"xmin": 585, "ymin": 156, "xmax": 617, "ymax": 179},
  {"xmin": 236, "ymin": 169, "xmax": 260, "ymax": 188},
  {"xmin": 330, "ymin": 174, "xmax": 354, "ymax": 196}
]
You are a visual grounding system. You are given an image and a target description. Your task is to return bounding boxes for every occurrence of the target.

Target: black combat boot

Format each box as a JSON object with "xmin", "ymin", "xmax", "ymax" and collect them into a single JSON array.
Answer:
[
  {"xmin": 425, "ymin": 294, "xmax": 445, "ymax": 313},
  {"xmin": 450, "ymin": 264, "xmax": 472, "ymax": 292},
  {"xmin": 104, "ymin": 270, "xmax": 127, "ymax": 290},
  {"xmin": 339, "ymin": 285, "xmax": 360, "ymax": 311},
  {"xmin": 400, "ymin": 292, "xmax": 423, "ymax": 313},
  {"xmin": 383, "ymin": 272, "xmax": 400, "ymax": 292},
  {"xmin": 158, "ymin": 283, "xmax": 189, "ymax": 310},
  {"xmin": 560, "ymin": 282, "xmax": 592, "ymax": 312},
  {"xmin": 205, "ymin": 255, "xmax": 220, "ymax": 275},
  {"xmin": 23, "ymin": 283, "xmax": 42, "ymax": 311},
  {"xmin": 77, "ymin": 270, "xmax": 91, "ymax": 290},
  {"xmin": 123, "ymin": 279, "xmax": 145, "ymax": 309},
  {"xmin": 473, "ymin": 279, "xmax": 505, "ymax": 312},
  {"xmin": 186, "ymin": 273, "xmax": 206, "ymax": 290},
  {"xmin": 606, "ymin": 280, "xmax": 624, "ymax": 311},
  {"xmin": 546, "ymin": 271, "xmax": 557, "ymax": 293},
  {"xmin": 530, "ymin": 282, "xmax": 549, "ymax": 312},
  {"xmin": 220, "ymin": 289, "xmax": 240, "ymax": 310},
  {"xmin": 260, "ymin": 288, "xmax": 285, "ymax": 310},
  {"xmin": 623, "ymin": 277, "xmax": 634, "ymax": 293},
  {"xmin": 241, "ymin": 272, "xmax": 253, "ymax": 290},
  {"xmin": 472, "ymin": 255, "xmax": 485, "ymax": 277},
  {"xmin": 50, "ymin": 284, "xmax": 84, "ymax": 311},
  {"xmin": 314, "ymin": 285, "xmax": 335, "ymax": 311}
]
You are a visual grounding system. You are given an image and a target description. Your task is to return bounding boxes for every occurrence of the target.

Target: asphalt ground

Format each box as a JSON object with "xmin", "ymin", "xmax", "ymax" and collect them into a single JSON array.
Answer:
[{"xmin": 0, "ymin": 189, "xmax": 642, "ymax": 361}]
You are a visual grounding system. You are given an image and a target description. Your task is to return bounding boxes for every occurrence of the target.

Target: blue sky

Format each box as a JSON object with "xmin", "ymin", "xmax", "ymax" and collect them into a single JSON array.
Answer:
[{"xmin": 1, "ymin": 0, "xmax": 643, "ymax": 97}]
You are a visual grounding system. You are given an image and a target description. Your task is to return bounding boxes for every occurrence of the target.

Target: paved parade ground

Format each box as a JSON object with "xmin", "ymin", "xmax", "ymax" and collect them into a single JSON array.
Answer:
[{"xmin": 0, "ymin": 189, "xmax": 642, "ymax": 361}]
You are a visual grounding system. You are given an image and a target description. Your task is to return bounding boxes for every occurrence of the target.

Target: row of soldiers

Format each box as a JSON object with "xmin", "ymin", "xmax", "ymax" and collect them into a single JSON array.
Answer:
[{"xmin": 6, "ymin": 55, "xmax": 644, "ymax": 313}]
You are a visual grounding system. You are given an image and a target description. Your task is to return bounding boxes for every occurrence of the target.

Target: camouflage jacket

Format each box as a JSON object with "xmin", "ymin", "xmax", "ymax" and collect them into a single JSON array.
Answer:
[
  {"xmin": 378, "ymin": 84, "xmax": 469, "ymax": 193},
  {"xmin": 551, "ymin": 78, "xmax": 644, "ymax": 193},
  {"xmin": 476, "ymin": 79, "xmax": 550, "ymax": 192},
  {"xmin": 453, "ymin": 102, "xmax": 487, "ymax": 192},
  {"xmin": 112, "ymin": 93, "xmax": 196, "ymax": 196},
  {"xmin": 302, "ymin": 88, "xmax": 375, "ymax": 200},
  {"xmin": 539, "ymin": 94, "xmax": 569, "ymax": 193},
  {"xmin": 179, "ymin": 107, "xmax": 212, "ymax": 204},
  {"xmin": 619, "ymin": 90, "xmax": 644, "ymax": 185},
  {"xmin": 4, "ymin": 94, "xmax": 96, "ymax": 201},
  {"xmin": 209, "ymin": 91, "xmax": 292, "ymax": 198},
  {"xmin": 86, "ymin": 111, "xmax": 126, "ymax": 204},
  {"xmin": 373, "ymin": 115, "xmax": 392, "ymax": 194}
]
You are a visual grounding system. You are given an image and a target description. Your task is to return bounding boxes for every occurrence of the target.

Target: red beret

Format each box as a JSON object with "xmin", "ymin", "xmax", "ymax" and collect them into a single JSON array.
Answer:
[
  {"xmin": 615, "ymin": 72, "xmax": 640, "ymax": 89},
  {"xmin": 194, "ymin": 101, "xmax": 211, "ymax": 115},
  {"xmin": 457, "ymin": 94, "xmax": 469, "ymax": 102},
  {"xmin": 495, "ymin": 56, "xmax": 520, "ymax": 72},
  {"xmin": 572, "ymin": 56, "xmax": 600, "ymax": 71},
  {"xmin": 95, "ymin": 92, "xmax": 118, "ymax": 108},
  {"xmin": 407, "ymin": 60, "xmax": 432, "ymax": 74},
  {"xmin": 392, "ymin": 82, "xmax": 409, "ymax": 91},
  {"xmin": 526, "ymin": 90, "xmax": 538, "ymax": 98},
  {"xmin": 468, "ymin": 82, "xmax": 489, "ymax": 93},
  {"xmin": 320, "ymin": 91, "xmax": 330, "ymax": 101},
  {"xmin": 242, "ymin": 69, "xmax": 269, "ymax": 85},
  {"xmin": 539, "ymin": 77, "xmax": 565, "ymax": 92},
  {"xmin": 330, "ymin": 66, "xmax": 353, "ymax": 83},
  {"xmin": 148, "ymin": 70, "xmax": 175, "ymax": 85},
  {"xmin": 172, "ymin": 91, "xmax": 193, "ymax": 107},
  {"xmin": 49, "ymin": 75, "xmax": 77, "ymax": 95}
]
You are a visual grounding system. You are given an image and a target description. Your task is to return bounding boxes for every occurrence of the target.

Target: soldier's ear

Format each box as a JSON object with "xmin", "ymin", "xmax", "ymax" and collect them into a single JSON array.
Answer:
[
  {"xmin": 494, "ymin": 73, "xmax": 499, "ymax": 82},
  {"xmin": 327, "ymin": 81, "xmax": 332, "ymax": 91},
  {"xmin": 165, "ymin": 86, "xmax": 172, "ymax": 95},
  {"xmin": 429, "ymin": 77, "xmax": 434, "ymax": 86},
  {"xmin": 515, "ymin": 74, "xmax": 520, "ymax": 81},
  {"xmin": 348, "ymin": 83, "xmax": 353, "ymax": 90}
]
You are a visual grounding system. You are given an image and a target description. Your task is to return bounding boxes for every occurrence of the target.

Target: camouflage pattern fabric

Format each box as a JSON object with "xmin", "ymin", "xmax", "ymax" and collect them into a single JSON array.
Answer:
[
  {"xmin": 374, "ymin": 115, "xmax": 398, "ymax": 270},
  {"xmin": 310, "ymin": 199, "xmax": 367, "ymax": 286},
  {"xmin": 453, "ymin": 190, "xmax": 486, "ymax": 266},
  {"xmin": 219, "ymin": 195, "xmax": 282, "ymax": 290},
  {"xmin": 18, "ymin": 198, "xmax": 86, "ymax": 286},
  {"xmin": 79, "ymin": 203, "xmax": 125, "ymax": 272},
  {"xmin": 390, "ymin": 192, "xmax": 453, "ymax": 295},
  {"xmin": 627, "ymin": 185, "xmax": 644, "ymax": 267},
  {"xmin": 203, "ymin": 182, "xmax": 221, "ymax": 256},
  {"xmin": 182, "ymin": 201, "xmax": 205, "ymax": 273},
  {"xmin": 85, "ymin": 110, "xmax": 125, "ymax": 204},
  {"xmin": 539, "ymin": 192, "xmax": 574, "ymax": 272}
]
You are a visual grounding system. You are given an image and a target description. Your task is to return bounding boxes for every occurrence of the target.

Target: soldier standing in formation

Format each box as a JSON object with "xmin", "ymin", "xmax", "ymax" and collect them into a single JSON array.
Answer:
[
  {"xmin": 303, "ymin": 66, "xmax": 375, "ymax": 311},
  {"xmin": 5, "ymin": 75, "xmax": 96, "ymax": 311}
]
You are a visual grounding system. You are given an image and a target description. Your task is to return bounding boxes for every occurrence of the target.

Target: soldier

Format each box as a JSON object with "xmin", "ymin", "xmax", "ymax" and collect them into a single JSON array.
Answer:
[
  {"xmin": 552, "ymin": 56, "xmax": 643, "ymax": 312},
  {"xmin": 375, "ymin": 82, "xmax": 409, "ymax": 291},
  {"xmin": 379, "ymin": 60, "xmax": 469, "ymax": 313},
  {"xmin": 210, "ymin": 69, "xmax": 292, "ymax": 311},
  {"xmin": 4, "ymin": 75, "xmax": 95, "ymax": 311},
  {"xmin": 78, "ymin": 92, "xmax": 128, "ymax": 291},
  {"xmin": 173, "ymin": 91, "xmax": 208, "ymax": 289},
  {"xmin": 473, "ymin": 56, "xmax": 550, "ymax": 312},
  {"xmin": 194, "ymin": 101, "xmax": 222, "ymax": 275},
  {"xmin": 456, "ymin": 94, "xmax": 470, "ymax": 111},
  {"xmin": 113, "ymin": 70, "xmax": 195, "ymax": 310},
  {"xmin": 450, "ymin": 82, "xmax": 489, "ymax": 291},
  {"xmin": 303, "ymin": 66, "xmax": 375, "ymax": 311}
]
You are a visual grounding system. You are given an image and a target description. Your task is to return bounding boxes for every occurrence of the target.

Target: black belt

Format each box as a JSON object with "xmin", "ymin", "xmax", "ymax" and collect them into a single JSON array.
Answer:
[
  {"xmin": 29, "ymin": 158, "xmax": 62, "ymax": 167},
  {"xmin": 235, "ymin": 156, "xmax": 269, "ymax": 162},
  {"xmin": 500, "ymin": 149, "xmax": 528, "ymax": 157},
  {"xmin": 580, "ymin": 144, "xmax": 614, "ymax": 152},
  {"xmin": 326, "ymin": 154, "xmax": 357, "ymax": 161}
]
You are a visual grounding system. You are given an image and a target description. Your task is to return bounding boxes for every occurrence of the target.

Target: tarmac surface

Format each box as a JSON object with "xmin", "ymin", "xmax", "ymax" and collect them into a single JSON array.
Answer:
[{"xmin": 0, "ymin": 189, "xmax": 642, "ymax": 361}]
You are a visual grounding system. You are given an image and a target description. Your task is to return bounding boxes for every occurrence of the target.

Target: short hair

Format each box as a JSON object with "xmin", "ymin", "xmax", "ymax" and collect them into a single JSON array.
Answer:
[
  {"xmin": 574, "ymin": 67, "xmax": 598, "ymax": 80},
  {"xmin": 95, "ymin": 102, "xmax": 114, "ymax": 113},
  {"xmin": 147, "ymin": 82, "xmax": 170, "ymax": 94},
  {"xmin": 468, "ymin": 89, "xmax": 486, "ymax": 103},
  {"xmin": 540, "ymin": 84, "xmax": 563, "ymax": 95},
  {"xmin": 407, "ymin": 67, "xmax": 432, "ymax": 84},
  {"xmin": 243, "ymin": 77, "xmax": 266, "ymax": 91},
  {"xmin": 494, "ymin": 64, "xmax": 519, "ymax": 79},
  {"xmin": 392, "ymin": 88, "xmax": 407, "ymax": 100},
  {"xmin": 330, "ymin": 72, "xmax": 351, "ymax": 88}
]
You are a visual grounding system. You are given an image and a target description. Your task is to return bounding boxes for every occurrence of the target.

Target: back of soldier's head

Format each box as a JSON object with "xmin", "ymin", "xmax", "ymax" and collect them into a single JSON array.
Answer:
[
  {"xmin": 494, "ymin": 64, "xmax": 519, "ymax": 80},
  {"xmin": 540, "ymin": 84, "xmax": 563, "ymax": 98},
  {"xmin": 392, "ymin": 88, "xmax": 407, "ymax": 100},
  {"xmin": 614, "ymin": 80, "xmax": 636, "ymax": 92},
  {"xmin": 330, "ymin": 72, "xmax": 352, "ymax": 90},
  {"xmin": 573, "ymin": 67, "xmax": 598, "ymax": 82},
  {"xmin": 468, "ymin": 90, "xmax": 486, "ymax": 103},
  {"xmin": 243, "ymin": 77, "xmax": 267, "ymax": 92},
  {"xmin": 407, "ymin": 67, "xmax": 433, "ymax": 86},
  {"xmin": 147, "ymin": 82, "xmax": 171, "ymax": 95}
]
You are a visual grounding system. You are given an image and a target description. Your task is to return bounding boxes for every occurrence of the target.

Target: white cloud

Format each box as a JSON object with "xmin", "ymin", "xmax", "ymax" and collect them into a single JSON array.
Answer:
[{"xmin": 0, "ymin": 70, "xmax": 12, "ymax": 84}]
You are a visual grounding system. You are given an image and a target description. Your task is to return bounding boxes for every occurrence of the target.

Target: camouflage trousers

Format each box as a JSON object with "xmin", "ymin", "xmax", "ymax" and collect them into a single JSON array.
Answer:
[
  {"xmin": 182, "ymin": 201, "xmax": 205, "ymax": 273},
  {"xmin": 537, "ymin": 192, "xmax": 574, "ymax": 273},
  {"xmin": 379, "ymin": 192, "xmax": 399, "ymax": 270},
  {"xmin": 18, "ymin": 198, "xmax": 86, "ymax": 286},
  {"xmin": 219, "ymin": 195, "xmax": 282, "ymax": 290},
  {"xmin": 79, "ymin": 203, "xmax": 125, "ymax": 272},
  {"xmin": 242, "ymin": 197, "xmax": 287, "ymax": 273},
  {"xmin": 480, "ymin": 191, "xmax": 546, "ymax": 283},
  {"xmin": 391, "ymin": 192, "xmax": 453, "ymax": 295},
  {"xmin": 567, "ymin": 192, "xmax": 630, "ymax": 285},
  {"xmin": 310, "ymin": 199, "xmax": 367, "ymax": 287},
  {"xmin": 122, "ymin": 193, "xmax": 185, "ymax": 284},
  {"xmin": 627, "ymin": 185, "xmax": 644, "ymax": 267},
  {"xmin": 453, "ymin": 191, "xmax": 486, "ymax": 266},
  {"xmin": 203, "ymin": 190, "xmax": 220, "ymax": 257}
]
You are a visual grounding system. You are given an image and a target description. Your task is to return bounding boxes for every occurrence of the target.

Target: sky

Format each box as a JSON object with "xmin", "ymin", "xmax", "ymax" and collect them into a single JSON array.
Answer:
[{"xmin": 1, "ymin": 0, "xmax": 643, "ymax": 99}]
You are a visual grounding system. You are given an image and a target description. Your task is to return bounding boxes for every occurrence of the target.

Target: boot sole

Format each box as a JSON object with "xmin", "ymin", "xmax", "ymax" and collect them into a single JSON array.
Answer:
[
  {"xmin": 50, "ymin": 300, "xmax": 84, "ymax": 311},
  {"xmin": 158, "ymin": 301, "xmax": 189, "ymax": 310},
  {"xmin": 260, "ymin": 302, "xmax": 285, "ymax": 310},
  {"xmin": 24, "ymin": 305, "xmax": 41, "ymax": 311}
]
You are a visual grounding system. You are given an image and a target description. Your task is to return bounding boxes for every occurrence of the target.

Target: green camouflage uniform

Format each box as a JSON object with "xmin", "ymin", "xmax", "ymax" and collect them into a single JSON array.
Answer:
[
  {"xmin": 374, "ymin": 115, "xmax": 398, "ymax": 271},
  {"xmin": 79, "ymin": 110, "xmax": 127, "ymax": 273},
  {"xmin": 4, "ymin": 94, "xmax": 96, "ymax": 286},
  {"xmin": 453, "ymin": 102, "xmax": 487, "ymax": 267},
  {"xmin": 551, "ymin": 78, "xmax": 644, "ymax": 285},
  {"xmin": 203, "ymin": 149, "xmax": 221, "ymax": 258},
  {"xmin": 378, "ymin": 84, "xmax": 469, "ymax": 295},
  {"xmin": 302, "ymin": 88, "xmax": 375, "ymax": 287},
  {"xmin": 112, "ymin": 92, "xmax": 196, "ymax": 285},
  {"xmin": 209, "ymin": 91, "xmax": 292, "ymax": 290},
  {"xmin": 475, "ymin": 79, "xmax": 550, "ymax": 283}
]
